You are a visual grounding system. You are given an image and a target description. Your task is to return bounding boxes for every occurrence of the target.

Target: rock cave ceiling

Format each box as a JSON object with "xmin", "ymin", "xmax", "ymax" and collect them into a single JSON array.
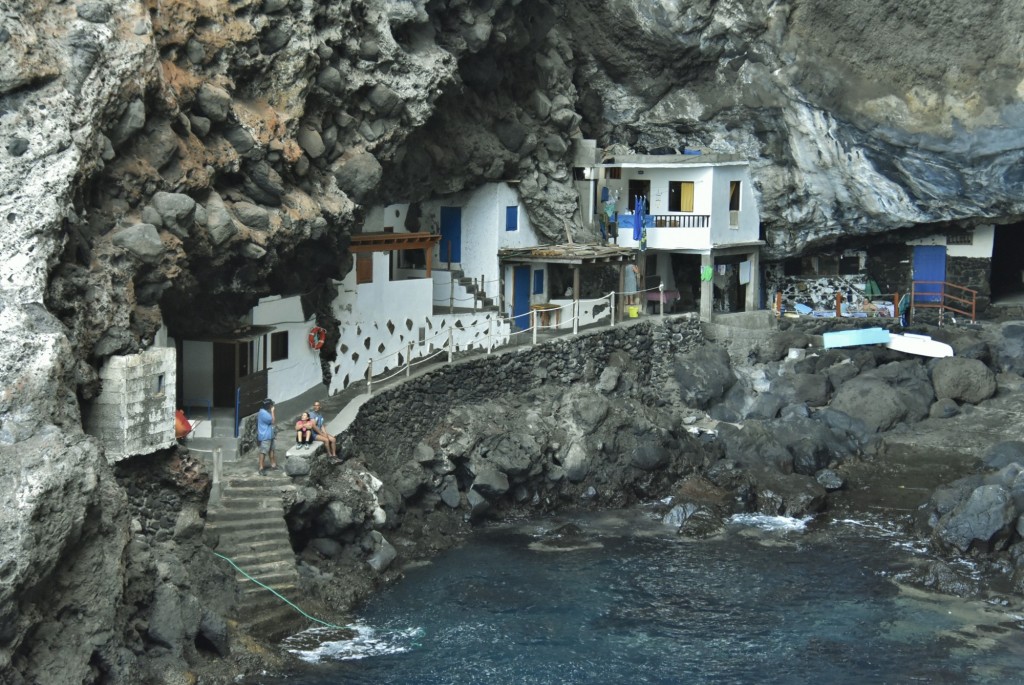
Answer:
[{"xmin": 2, "ymin": 0, "xmax": 1024, "ymax": 364}]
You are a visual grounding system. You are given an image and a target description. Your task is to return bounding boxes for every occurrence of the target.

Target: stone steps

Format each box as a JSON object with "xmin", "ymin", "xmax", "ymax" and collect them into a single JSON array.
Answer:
[{"xmin": 205, "ymin": 468, "xmax": 304, "ymax": 639}]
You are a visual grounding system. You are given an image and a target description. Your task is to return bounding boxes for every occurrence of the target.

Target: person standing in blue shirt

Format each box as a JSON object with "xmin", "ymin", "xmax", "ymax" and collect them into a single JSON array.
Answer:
[{"xmin": 257, "ymin": 399, "xmax": 277, "ymax": 475}]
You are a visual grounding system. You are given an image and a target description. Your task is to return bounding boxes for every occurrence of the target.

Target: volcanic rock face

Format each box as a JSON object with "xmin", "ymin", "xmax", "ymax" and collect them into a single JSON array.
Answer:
[{"xmin": 3, "ymin": 0, "xmax": 1024, "ymax": 682}]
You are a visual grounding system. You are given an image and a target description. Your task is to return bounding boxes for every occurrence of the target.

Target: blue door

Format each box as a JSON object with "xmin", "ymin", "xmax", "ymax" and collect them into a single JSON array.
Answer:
[
  {"xmin": 439, "ymin": 206, "xmax": 461, "ymax": 264},
  {"xmin": 913, "ymin": 245, "xmax": 946, "ymax": 303},
  {"xmin": 512, "ymin": 266, "xmax": 531, "ymax": 331}
]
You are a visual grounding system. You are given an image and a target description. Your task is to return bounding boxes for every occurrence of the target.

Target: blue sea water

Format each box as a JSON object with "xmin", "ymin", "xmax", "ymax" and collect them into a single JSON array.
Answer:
[{"xmin": 253, "ymin": 509, "xmax": 1024, "ymax": 685}]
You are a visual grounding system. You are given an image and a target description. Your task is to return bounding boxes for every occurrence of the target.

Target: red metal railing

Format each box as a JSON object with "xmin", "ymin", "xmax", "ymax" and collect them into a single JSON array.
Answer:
[{"xmin": 910, "ymin": 281, "xmax": 977, "ymax": 324}]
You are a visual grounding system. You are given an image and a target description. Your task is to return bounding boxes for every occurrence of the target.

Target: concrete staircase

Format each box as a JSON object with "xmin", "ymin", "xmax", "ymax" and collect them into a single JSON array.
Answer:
[
  {"xmin": 206, "ymin": 471, "xmax": 306, "ymax": 640},
  {"xmin": 452, "ymin": 268, "xmax": 498, "ymax": 310}
]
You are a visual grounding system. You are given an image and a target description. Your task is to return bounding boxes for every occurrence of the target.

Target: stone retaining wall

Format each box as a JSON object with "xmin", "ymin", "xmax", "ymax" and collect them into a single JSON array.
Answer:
[{"xmin": 349, "ymin": 316, "xmax": 705, "ymax": 460}]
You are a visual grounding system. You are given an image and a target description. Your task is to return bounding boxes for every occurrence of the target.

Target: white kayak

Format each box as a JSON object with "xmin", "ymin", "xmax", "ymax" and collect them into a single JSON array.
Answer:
[{"xmin": 885, "ymin": 333, "xmax": 954, "ymax": 358}]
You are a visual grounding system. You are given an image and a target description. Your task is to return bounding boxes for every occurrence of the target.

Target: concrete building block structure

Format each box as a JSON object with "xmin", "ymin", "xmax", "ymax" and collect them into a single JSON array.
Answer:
[{"xmin": 85, "ymin": 347, "xmax": 177, "ymax": 463}]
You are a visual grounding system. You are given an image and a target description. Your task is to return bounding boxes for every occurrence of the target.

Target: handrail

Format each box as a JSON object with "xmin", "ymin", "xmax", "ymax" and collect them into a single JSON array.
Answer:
[{"xmin": 910, "ymin": 280, "xmax": 977, "ymax": 324}]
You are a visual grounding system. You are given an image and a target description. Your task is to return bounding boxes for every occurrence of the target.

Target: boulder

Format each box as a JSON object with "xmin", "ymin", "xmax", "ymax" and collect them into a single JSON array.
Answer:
[
  {"xmin": 413, "ymin": 442, "xmax": 435, "ymax": 464},
  {"xmin": 929, "ymin": 398, "xmax": 960, "ymax": 419},
  {"xmin": 673, "ymin": 345, "xmax": 736, "ymax": 408},
  {"xmin": 331, "ymin": 152, "xmax": 382, "ymax": 203},
  {"xmin": 319, "ymin": 500, "xmax": 355, "ymax": 535},
  {"xmin": 983, "ymin": 441, "xmax": 1024, "ymax": 470},
  {"xmin": 111, "ymin": 224, "xmax": 163, "ymax": 263},
  {"xmin": 296, "ymin": 126, "xmax": 326, "ymax": 159},
  {"xmin": 439, "ymin": 476, "xmax": 461, "ymax": 508},
  {"xmin": 770, "ymin": 373, "xmax": 830, "ymax": 407},
  {"xmin": 150, "ymin": 192, "xmax": 196, "ymax": 238},
  {"xmin": 196, "ymin": 83, "xmax": 232, "ymax": 122},
  {"xmin": 109, "ymin": 98, "xmax": 146, "ymax": 147},
  {"xmin": 243, "ymin": 161, "xmax": 285, "ymax": 206},
  {"xmin": 751, "ymin": 469, "xmax": 827, "ymax": 517},
  {"xmin": 830, "ymin": 377, "xmax": 905, "ymax": 433},
  {"xmin": 562, "ymin": 441, "xmax": 589, "ymax": 482},
  {"xmin": 311, "ymin": 538, "xmax": 343, "ymax": 559},
  {"xmin": 933, "ymin": 484, "xmax": 1016, "ymax": 553},
  {"xmin": 203, "ymin": 192, "xmax": 237, "ymax": 245},
  {"xmin": 366, "ymin": 532, "xmax": 397, "ymax": 572},
  {"xmin": 815, "ymin": 469, "xmax": 845, "ymax": 491},
  {"xmin": 198, "ymin": 609, "xmax": 230, "ymax": 656},
  {"xmin": 284, "ymin": 455, "xmax": 310, "ymax": 476},
  {"xmin": 470, "ymin": 463, "xmax": 509, "ymax": 498},
  {"xmin": 931, "ymin": 357, "xmax": 996, "ymax": 404},
  {"xmin": 393, "ymin": 461, "xmax": 429, "ymax": 500},
  {"xmin": 232, "ymin": 201, "xmax": 270, "ymax": 230},
  {"xmin": 76, "ymin": 2, "xmax": 111, "ymax": 23}
]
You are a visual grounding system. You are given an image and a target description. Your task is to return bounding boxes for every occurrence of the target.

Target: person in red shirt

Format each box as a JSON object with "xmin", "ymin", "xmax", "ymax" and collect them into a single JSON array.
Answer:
[{"xmin": 294, "ymin": 412, "xmax": 315, "ymax": 449}]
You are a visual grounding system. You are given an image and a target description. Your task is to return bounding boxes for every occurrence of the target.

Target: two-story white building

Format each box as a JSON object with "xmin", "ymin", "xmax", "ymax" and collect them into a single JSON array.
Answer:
[{"xmin": 576, "ymin": 149, "xmax": 763, "ymax": 320}]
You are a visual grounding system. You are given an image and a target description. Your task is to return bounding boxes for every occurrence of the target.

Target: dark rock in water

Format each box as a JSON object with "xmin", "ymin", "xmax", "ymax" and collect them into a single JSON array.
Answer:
[
  {"xmin": 933, "ymin": 484, "xmax": 1016, "ymax": 553},
  {"xmin": 916, "ymin": 560, "xmax": 981, "ymax": 597},
  {"xmin": 929, "ymin": 398, "xmax": 960, "ymax": 419},
  {"xmin": 931, "ymin": 357, "xmax": 996, "ymax": 404},
  {"xmin": 750, "ymin": 469, "xmax": 826, "ymax": 517},
  {"xmin": 678, "ymin": 506, "xmax": 725, "ymax": 539},
  {"xmin": 982, "ymin": 441, "xmax": 1024, "ymax": 470},
  {"xmin": 366, "ymin": 532, "xmax": 397, "ymax": 572},
  {"xmin": 544, "ymin": 523, "xmax": 584, "ymax": 537}
]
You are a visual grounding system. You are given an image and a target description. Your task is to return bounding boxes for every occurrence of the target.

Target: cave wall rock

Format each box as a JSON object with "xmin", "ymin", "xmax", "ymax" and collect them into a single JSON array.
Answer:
[{"xmin": 3, "ymin": 0, "xmax": 1024, "ymax": 681}]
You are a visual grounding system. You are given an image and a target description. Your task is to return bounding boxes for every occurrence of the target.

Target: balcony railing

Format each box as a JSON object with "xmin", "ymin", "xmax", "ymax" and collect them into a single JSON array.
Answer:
[{"xmin": 648, "ymin": 214, "xmax": 710, "ymax": 228}]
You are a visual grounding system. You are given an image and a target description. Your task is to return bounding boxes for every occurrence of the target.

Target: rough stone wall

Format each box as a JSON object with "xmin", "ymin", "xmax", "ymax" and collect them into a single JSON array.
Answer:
[
  {"xmin": 349, "ymin": 316, "xmax": 704, "ymax": 466},
  {"xmin": 947, "ymin": 257, "xmax": 991, "ymax": 316},
  {"xmin": 85, "ymin": 347, "xmax": 177, "ymax": 463}
]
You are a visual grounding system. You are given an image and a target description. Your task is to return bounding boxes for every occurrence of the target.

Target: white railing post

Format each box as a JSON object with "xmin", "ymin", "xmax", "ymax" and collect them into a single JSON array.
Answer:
[
  {"xmin": 487, "ymin": 318, "xmax": 493, "ymax": 354},
  {"xmin": 406, "ymin": 343, "xmax": 412, "ymax": 377},
  {"xmin": 610, "ymin": 292, "xmax": 616, "ymax": 326},
  {"xmin": 449, "ymin": 274, "xmax": 454, "ymax": 315},
  {"xmin": 532, "ymin": 311, "xmax": 538, "ymax": 346},
  {"xmin": 573, "ymin": 301, "xmax": 579, "ymax": 335},
  {"xmin": 447, "ymin": 328, "xmax": 454, "ymax": 363},
  {"xmin": 367, "ymin": 359, "xmax": 373, "ymax": 395},
  {"xmin": 659, "ymin": 283, "xmax": 665, "ymax": 317},
  {"xmin": 211, "ymin": 447, "xmax": 223, "ymax": 505}
]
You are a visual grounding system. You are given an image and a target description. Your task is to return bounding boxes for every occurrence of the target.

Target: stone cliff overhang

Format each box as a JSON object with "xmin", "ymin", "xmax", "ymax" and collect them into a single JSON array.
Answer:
[{"xmin": 498, "ymin": 243, "xmax": 636, "ymax": 266}]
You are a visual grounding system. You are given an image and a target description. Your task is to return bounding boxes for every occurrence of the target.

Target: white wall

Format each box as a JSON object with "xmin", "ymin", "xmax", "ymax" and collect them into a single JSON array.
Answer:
[
  {"xmin": 908, "ymin": 224, "xmax": 995, "ymax": 258},
  {"xmin": 604, "ymin": 165, "xmax": 714, "ymax": 216},
  {"xmin": 709, "ymin": 166, "xmax": 759, "ymax": 246},
  {"xmin": 252, "ymin": 295, "xmax": 322, "ymax": 403}
]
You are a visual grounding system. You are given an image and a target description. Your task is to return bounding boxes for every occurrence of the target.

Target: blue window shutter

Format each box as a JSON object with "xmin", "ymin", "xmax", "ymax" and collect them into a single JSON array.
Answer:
[
  {"xmin": 506, "ymin": 206, "xmax": 518, "ymax": 231},
  {"xmin": 533, "ymin": 269, "xmax": 544, "ymax": 294}
]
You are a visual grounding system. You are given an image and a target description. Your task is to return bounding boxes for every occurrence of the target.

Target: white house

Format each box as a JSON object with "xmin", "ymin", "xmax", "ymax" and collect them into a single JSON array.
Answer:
[
  {"xmin": 575, "ymin": 148, "xmax": 764, "ymax": 320},
  {"xmin": 177, "ymin": 295, "xmax": 321, "ymax": 418}
]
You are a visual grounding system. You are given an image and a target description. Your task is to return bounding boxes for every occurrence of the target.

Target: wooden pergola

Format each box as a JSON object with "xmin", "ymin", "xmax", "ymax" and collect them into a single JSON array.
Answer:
[
  {"xmin": 497, "ymin": 243, "xmax": 638, "ymax": 315},
  {"xmin": 348, "ymin": 232, "xmax": 442, "ymax": 276}
]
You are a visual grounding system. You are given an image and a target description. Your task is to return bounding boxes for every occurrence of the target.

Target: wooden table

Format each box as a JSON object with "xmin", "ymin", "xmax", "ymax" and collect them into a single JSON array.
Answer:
[{"xmin": 530, "ymin": 303, "xmax": 561, "ymax": 327}]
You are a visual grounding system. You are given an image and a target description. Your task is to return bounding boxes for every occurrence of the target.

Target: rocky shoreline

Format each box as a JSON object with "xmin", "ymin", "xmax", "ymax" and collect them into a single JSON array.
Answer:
[
  {"xmin": 260, "ymin": 315, "xmax": 1024, "ymax": 677},
  {"xmin": 9, "ymin": 314, "xmax": 1024, "ymax": 684}
]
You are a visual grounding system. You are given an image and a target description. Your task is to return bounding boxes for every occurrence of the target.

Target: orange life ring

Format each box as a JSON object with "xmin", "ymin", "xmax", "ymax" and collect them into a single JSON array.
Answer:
[{"xmin": 308, "ymin": 326, "xmax": 327, "ymax": 350}]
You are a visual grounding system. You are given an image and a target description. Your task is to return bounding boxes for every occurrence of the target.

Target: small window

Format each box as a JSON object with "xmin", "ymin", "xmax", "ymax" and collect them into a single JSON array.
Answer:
[
  {"xmin": 505, "ymin": 206, "xmax": 518, "ymax": 231},
  {"xmin": 270, "ymin": 331, "xmax": 288, "ymax": 362},
  {"xmin": 729, "ymin": 181, "xmax": 741, "ymax": 228},
  {"xmin": 605, "ymin": 167, "xmax": 621, "ymax": 180},
  {"xmin": 947, "ymin": 232, "xmax": 973, "ymax": 245},
  {"xmin": 533, "ymin": 269, "xmax": 544, "ymax": 295},
  {"xmin": 668, "ymin": 181, "xmax": 695, "ymax": 212},
  {"xmin": 152, "ymin": 373, "xmax": 164, "ymax": 395}
]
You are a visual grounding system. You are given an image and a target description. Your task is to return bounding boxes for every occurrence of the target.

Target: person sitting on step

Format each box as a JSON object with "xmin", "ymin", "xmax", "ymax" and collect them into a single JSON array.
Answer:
[
  {"xmin": 295, "ymin": 412, "xmax": 315, "ymax": 449},
  {"xmin": 309, "ymin": 401, "xmax": 339, "ymax": 459}
]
